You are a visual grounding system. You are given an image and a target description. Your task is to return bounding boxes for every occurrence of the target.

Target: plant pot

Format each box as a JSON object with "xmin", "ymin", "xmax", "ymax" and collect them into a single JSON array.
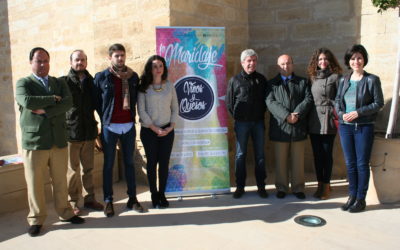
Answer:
[{"xmin": 369, "ymin": 136, "xmax": 400, "ymax": 203}]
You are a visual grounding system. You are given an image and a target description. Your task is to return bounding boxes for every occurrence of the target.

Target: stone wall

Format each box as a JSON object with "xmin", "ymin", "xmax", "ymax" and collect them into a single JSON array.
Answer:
[
  {"xmin": 2, "ymin": 0, "xmax": 399, "ymax": 187},
  {"xmin": 6, "ymin": 0, "xmax": 170, "ymax": 155},
  {"xmin": 0, "ymin": 1, "xmax": 17, "ymax": 155},
  {"xmin": 246, "ymin": 0, "xmax": 399, "ymax": 179},
  {"xmin": 360, "ymin": 1, "xmax": 400, "ymax": 133},
  {"xmin": 170, "ymin": 0, "xmax": 249, "ymax": 77},
  {"xmin": 249, "ymin": 0, "xmax": 362, "ymax": 78}
]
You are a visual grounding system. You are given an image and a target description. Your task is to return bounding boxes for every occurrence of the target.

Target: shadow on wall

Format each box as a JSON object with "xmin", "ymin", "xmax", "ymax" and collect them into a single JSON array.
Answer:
[{"xmin": 0, "ymin": 1, "xmax": 17, "ymax": 155}]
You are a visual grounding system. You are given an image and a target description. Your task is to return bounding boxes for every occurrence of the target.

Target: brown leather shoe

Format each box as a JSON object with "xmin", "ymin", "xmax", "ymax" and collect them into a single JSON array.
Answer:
[
  {"xmin": 320, "ymin": 183, "xmax": 331, "ymax": 200},
  {"xmin": 127, "ymin": 197, "xmax": 145, "ymax": 213},
  {"xmin": 84, "ymin": 201, "xmax": 104, "ymax": 211},
  {"xmin": 313, "ymin": 182, "xmax": 323, "ymax": 198}
]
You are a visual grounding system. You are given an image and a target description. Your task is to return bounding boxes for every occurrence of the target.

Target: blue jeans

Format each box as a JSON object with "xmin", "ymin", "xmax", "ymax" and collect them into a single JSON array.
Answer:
[
  {"xmin": 234, "ymin": 120, "xmax": 266, "ymax": 189},
  {"xmin": 101, "ymin": 125, "xmax": 136, "ymax": 202},
  {"xmin": 339, "ymin": 124, "xmax": 374, "ymax": 199}
]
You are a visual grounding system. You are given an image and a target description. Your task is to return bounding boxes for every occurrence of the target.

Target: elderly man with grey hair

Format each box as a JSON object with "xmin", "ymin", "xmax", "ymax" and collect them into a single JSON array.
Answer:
[{"xmin": 226, "ymin": 49, "xmax": 269, "ymax": 199}]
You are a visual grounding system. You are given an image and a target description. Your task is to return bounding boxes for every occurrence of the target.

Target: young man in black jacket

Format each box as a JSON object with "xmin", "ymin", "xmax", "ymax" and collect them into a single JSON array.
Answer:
[
  {"xmin": 61, "ymin": 50, "xmax": 104, "ymax": 215},
  {"xmin": 226, "ymin": 49, "xmax": 269, "ymax": 199}
]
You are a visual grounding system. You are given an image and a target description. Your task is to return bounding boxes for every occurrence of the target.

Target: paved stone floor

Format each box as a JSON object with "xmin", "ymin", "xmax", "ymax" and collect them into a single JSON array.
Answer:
[{"xmin": 1, "ymin": 180, "xmax": 399, "ymax": 250}]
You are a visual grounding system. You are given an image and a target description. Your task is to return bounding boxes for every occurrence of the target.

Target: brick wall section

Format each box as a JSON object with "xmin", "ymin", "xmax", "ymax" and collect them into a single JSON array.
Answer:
[{"xmin": 0, "ymin": 1, "xmax": 17, "ymax": 155}]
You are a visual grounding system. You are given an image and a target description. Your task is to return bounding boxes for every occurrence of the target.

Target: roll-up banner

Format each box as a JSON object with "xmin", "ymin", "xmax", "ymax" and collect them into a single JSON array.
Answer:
[{"xmin": 156, "ymin": 26, "xmax": 230, "ymax": 196}]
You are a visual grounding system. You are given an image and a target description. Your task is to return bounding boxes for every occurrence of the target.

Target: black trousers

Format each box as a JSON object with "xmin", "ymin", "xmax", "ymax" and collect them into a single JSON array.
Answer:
[
  {"xmin": 309, "ymin": 134, "xmax": 336, "ymax": 184},
  {"xmin": 140, "ymin": 126, "xmax": 174, "ymax": 194}
]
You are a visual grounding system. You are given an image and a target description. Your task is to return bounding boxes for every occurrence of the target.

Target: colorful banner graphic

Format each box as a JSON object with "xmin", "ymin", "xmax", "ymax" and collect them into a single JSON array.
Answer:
[{"xmin": 156, "ymin": 26, "xmax": 230, "ymax": 195}]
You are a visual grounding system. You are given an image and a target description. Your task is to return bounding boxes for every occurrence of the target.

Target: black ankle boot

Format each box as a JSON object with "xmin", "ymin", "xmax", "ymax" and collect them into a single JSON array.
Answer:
[
  {"xmin": 159, "ymin": 193, "xmax": 169, "ymax": 208},
  {"xmin": 341, "ymin": 196, "xmax": 356, "ymax": 211},
  {"xmin": 151, "ymin": 192, "xmax": 160, "ymax": 208},
  {"xmin": 349, "ymin": 199, "xmax": 366, "ymax": 213}
]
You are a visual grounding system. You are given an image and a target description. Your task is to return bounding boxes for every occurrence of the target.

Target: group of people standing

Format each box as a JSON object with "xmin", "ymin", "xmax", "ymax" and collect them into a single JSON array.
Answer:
[
  {"xmin": 227, "ymin": 45, "xmax": 383, "ymax": 212},
  {"xmin": 16, "ymin": 44, "xmax": 178, "ymax": 237},
  {"xmin": 15, "ymin": 43, "xmax": 383, "ymax": 237}
]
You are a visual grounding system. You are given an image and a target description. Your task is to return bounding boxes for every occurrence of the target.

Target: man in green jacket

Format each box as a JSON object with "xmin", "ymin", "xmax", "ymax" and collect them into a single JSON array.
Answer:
[
  {"xmin": 15, "ymin": 47, "xmax": 85, "ymax": 237},
  {"xmin": 266, "ymin": 54, "xmax": 313, "ymax": 199}
]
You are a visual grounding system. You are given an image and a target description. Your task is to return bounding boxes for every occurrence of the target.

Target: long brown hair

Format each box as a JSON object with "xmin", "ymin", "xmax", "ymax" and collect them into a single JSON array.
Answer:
[
  {"xmin": 307, "ymin": 48, "xmax": 342, "ymax": 80},
  {"xmin": 139, "ymin": 55, "xmax": 168, "ymax": 92}
]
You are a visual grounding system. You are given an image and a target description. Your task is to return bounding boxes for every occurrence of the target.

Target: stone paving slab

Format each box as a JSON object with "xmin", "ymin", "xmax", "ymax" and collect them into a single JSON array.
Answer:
[{"xmin": 1, "ymin": 181, "xmax": 399, "ymax": 250}]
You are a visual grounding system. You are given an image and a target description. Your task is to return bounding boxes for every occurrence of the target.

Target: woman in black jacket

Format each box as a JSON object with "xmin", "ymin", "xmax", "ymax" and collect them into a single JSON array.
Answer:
[
  {"xmin": 307, "ymin": 48, "xmax": 342, "ymax": 200},
  {"xmin": 335, "ymin": 44, "xmax": 384, "ymax": 213}
]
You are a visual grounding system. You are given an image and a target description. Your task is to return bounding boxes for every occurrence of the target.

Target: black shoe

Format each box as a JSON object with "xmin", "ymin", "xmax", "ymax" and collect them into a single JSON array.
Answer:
[
  {"xmin": 159, "ymin": 193, "xmax": 169, "ymax": 208},
  {"xmin": 28, "ymin": 225, "xmax": 42, "ymax": 237},
  {"xmin": 349, "ymin": 199, "xmax": 366, "ymax": 213},
  {"xmin": 294, "ymin": 192, "xmax": 306, "ymax": 199},
  {"xmin": 276, "ymin": 191, "xmax": 286, "ymax": 199},
  {"xmin": 151, "ymin": 192, "xmax": 160, "ymax": 208},
  {"xmin": 257, "ymin": 188, "xmax": 269, "ymax": 198},
  {"xmin": 233, "ymin": 187, "xmax": 244, "ymax": 199},
  {"xmin": 341, "ymin": 196, "xmax": 356, "ymax": 211},
  {"xmin": 61, "ymin": 215, "xmax": 85, "ymax": 224},
  {"xmin": 104, "ymin": 202, "xmax": 114, "ymax": 217},
  {"xmin": 127, "ymin": 197, "xmax": 145, "ymax": 213}
]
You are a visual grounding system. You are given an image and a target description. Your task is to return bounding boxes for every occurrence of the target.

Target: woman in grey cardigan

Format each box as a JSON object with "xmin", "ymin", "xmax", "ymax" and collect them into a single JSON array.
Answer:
[
  {"xmin": 138, "ymin": 55, "xmax": 179, "ymax": 208},
  {"xmin": 307, "ymin": 48, "xmax": 342, "ymax": 200}
]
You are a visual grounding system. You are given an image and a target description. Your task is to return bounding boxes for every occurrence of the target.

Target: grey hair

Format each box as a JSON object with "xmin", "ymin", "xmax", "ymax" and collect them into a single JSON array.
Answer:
[{"xmin": 240, "ymin": 49, "xmax": 258, "ymax": 62}]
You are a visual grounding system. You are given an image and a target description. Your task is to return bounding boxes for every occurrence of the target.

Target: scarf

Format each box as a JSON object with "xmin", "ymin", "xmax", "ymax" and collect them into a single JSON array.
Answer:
[{"xmin": 109, "ymin": 65, "xmax": 133, "ymax": 110}]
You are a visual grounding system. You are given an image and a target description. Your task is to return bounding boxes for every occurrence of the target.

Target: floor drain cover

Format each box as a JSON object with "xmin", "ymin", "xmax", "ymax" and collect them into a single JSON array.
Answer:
[{"xmin": 294, "ymin": 215, "xmax": 326, "ymax": 227}]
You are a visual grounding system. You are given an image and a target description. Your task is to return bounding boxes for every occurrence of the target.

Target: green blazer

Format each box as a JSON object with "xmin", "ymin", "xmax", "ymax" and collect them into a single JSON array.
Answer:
[{"xmin": 15, "ymin": 74, "xmax": 72, "ymax": 150}]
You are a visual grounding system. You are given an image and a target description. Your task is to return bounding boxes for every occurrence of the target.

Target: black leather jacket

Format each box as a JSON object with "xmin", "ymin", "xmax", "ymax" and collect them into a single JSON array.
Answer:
[
  {"xmin": 335, "ymin": 71, "xmax": 384, "ymax": 124},
  {"xmin": 225, "ymin": 70, "xmax": 268, "ymax": 121}
]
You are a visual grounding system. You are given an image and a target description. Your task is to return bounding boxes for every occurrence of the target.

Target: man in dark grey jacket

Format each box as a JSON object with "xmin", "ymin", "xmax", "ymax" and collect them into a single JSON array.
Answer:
[
  {"xmin": 266, "ymin": 54, "xmax": 312, "ymax": 199},
  {"xmin": 60, "ymin": 50, "xmax": 104, "ymax": 215},
  {"xmin": 226, "ymin": 49, "xmax": 268, "ymax": 199}
]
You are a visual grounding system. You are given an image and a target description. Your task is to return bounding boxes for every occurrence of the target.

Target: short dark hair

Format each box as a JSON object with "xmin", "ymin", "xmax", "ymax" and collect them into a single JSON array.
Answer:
[
  {"xmin": 29, "ymin": 47, "xmax": 49, "ymax": 61},
  {"xmin": 69, "ymin": 49, "xmax": 87, "ymax": 61},
  {"xmin": 108, "ymin": 43, "xmax": 126, "ymax": 57},
  {"xmin": 344, "ymin": 44, "xmax": 369, "ymax": 69}
]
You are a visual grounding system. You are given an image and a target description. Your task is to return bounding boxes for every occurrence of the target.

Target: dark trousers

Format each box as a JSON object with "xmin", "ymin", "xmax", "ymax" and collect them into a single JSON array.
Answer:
[
  {"xmin": 309, "ymin": 134, "xmax": 336, "ymax": 184},
  {"xmin": 234, "ymin": 120, "xmax": 266, "ymax": 189},
  {"xmin": 102, "ymin": 126, "xmax": 136, "ymax": 202},
  {"xmin": 339, "ymin": 124, "xmax": 374, "ymax": 199},
  {"xmin": 140, "ymin": 127, "xmax": 174, "ymax": 194}
]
